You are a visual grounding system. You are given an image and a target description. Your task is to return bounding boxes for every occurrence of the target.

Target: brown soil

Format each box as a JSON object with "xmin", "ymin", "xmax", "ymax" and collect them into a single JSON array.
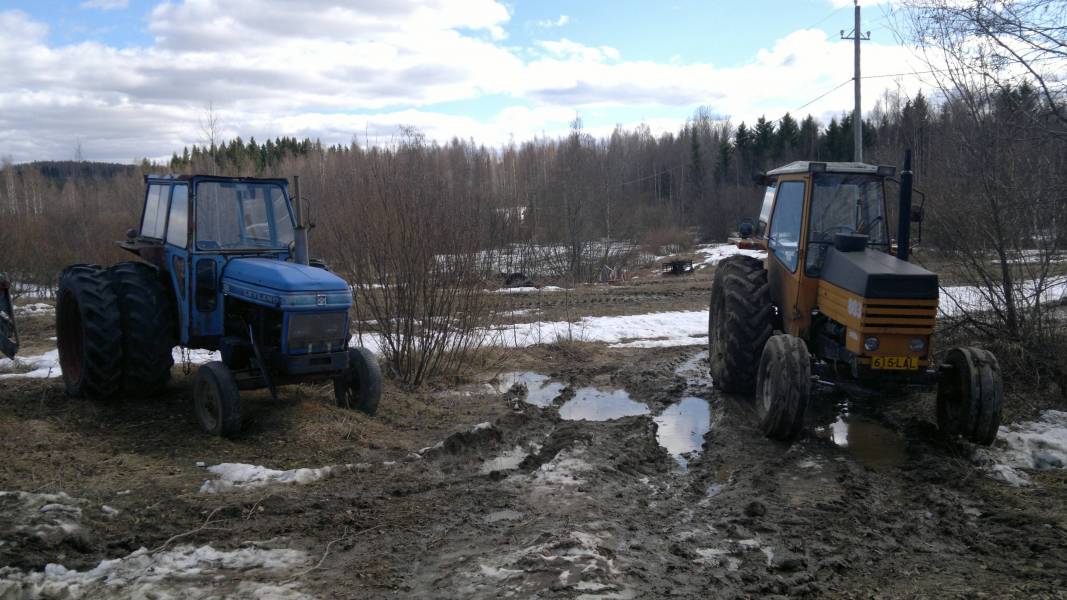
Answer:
[{"xmin": 2, "ymin": 275, "xmax": 1066, "ymax": 598}]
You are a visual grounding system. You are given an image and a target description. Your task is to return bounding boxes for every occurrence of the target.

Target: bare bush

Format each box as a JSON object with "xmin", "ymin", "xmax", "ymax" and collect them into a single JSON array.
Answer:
[{"xmin": 324, "ymin": 136, "xmax": 502, "ymax": 387}]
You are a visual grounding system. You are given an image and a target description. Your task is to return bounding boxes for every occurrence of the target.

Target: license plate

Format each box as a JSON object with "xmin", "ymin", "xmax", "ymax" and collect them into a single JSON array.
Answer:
[{"xmin": 871, "ymin": 356, "xmax": 918, "ymax": 370}]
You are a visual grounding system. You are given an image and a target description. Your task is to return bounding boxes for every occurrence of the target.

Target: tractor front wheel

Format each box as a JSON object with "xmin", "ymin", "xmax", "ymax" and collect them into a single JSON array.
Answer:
[
  {"xmin": 56, "ymin": 265, "xmax": 123, "ymax": 400},
  {"xmin": 194, "ymin": 361, "xmax": 241, "ymax": 437},
  {"xmin": 334, "ymin": 347, "xmax": 383, "ymax": 416},
  {"xmin": 937, "ymin": 347, "xmax": 1003, "ymax": 446},
  {"xmin": 755, "ymin": 334, "xmax": 811, "ymax": 441}
]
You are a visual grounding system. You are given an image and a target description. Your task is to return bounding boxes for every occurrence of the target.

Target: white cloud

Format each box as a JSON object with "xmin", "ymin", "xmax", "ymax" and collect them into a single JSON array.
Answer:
[
  {"xmin": 80, "ymin": 0, "xmax": 130, "ymax": 10},
  {"xmin": 535, "ymin": 15, "xmax": 569, "ymax": 28},
  {"xmin": 0, "ymin": 2, "xmax": 941, "ymax": 162}
]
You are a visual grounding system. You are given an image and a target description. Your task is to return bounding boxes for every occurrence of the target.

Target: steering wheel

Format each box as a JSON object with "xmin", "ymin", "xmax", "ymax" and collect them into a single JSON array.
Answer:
[
  {"xmin": 815, "ymin": 225, "xmax": 854, "ymax": 242},
  {"xmin": 859, "ymin": 215, "xmax": 884, "ymax": 235}
]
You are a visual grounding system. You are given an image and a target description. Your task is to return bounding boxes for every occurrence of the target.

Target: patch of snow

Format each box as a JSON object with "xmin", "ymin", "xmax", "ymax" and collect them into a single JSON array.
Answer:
[
  {"xmin": 480, "ymin": 446, "xmax": 536, "ymax": 474},
  {"xmin": 532, "ymin": 449, "xmax": 594, "ymax": 487},
  {"xmin": 471, "ymin": 422, "xmax": 493, "ymax": 432},
  {"xmin": 975, "ymin": 410, "xmax": 1067, "ymax": 486},
  {"xmin": 940, "ymin": 277, "xmax": 1067, "ymax": 318},
  {"xmin": 494, "ymin": 310, "xmax": 709, "ymax": 349},
  {"xmin": 199, "ymin": 462, "xmax": 346, "ymax": 493},
  {"xmin": 695, "ymin": 243, "xmax": 766, "ymax": 266},
  {"xmin": 0, "ymin": 491, "xmax": 85, "ymax": 547},
  {"xmin": 0, "ymin": 349, "xmax": 60, "ymax": 379},
  {"xmin": 14, "ymin": 302, "xmax": 54, "ymax": 316},
  {"xmin": 491, "ymin": 286, "xmax": 567, "ymax": 294},
  {"xmin": 100, "ymin": 505, "xmax": 119, "ymax": 517},
  {"xmin": 0, "ymin": 544, "xmax": 311, "ymax": 599},
  {"xmin": 478, "ymin": 564, "xmax": 524, "ymax": 579}
]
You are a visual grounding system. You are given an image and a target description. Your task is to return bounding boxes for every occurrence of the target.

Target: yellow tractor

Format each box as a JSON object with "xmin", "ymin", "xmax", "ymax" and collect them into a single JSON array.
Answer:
[{"xmin": 709, "ymin": 152, "xmax": 1002, "ymax": 444}]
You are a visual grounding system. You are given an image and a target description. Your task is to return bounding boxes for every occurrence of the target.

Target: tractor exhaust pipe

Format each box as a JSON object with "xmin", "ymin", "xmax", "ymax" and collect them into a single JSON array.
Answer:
[
  {"xmin": 292, "ymin": 175, "xmax": 310, "ymax": 266},
  {"xmin": 897, "ymin": 149, "xmax": 913, "ymax": 262}
]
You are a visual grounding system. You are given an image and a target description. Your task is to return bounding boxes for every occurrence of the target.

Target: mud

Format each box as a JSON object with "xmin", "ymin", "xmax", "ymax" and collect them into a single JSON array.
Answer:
[{"xmin": 2, "ymin": 317, "xmax": 1067, "ymax": 597}]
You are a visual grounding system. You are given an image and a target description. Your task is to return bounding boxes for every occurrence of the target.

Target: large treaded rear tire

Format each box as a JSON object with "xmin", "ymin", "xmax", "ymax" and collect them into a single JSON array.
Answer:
[
  {"xmin": 937, "ymin": 346, "xmax": 1003, "ymax": 446},
  {"xmin": 56, "ymin": 265, "xmax": 122, "ymax": 400},
  {"xmin": 108, "ymin": 261, "xmax": 176, "ymax": 397},
  {"xmin": 755, "ymin": 334, "xmax": 811, "ymax": 441},
  {"xmin": 708, "ymin": 255, "xmax": 774, "ymax": 393}
]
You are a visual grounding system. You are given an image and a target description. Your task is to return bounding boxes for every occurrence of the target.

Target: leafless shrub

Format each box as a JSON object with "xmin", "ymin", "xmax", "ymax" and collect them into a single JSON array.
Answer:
[{"xmin": 325, "ymin": 135, "xmax": 502, "ymax": 386}]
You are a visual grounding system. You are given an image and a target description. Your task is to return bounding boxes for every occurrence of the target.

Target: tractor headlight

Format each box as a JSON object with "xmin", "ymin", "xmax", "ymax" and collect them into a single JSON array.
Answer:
[
  {"xmin": 909, "ymin": 337, "xmax": 926, "ymax": 352},
  {"xmin": 864, "ymin": 336, "xmax": 880, "ymax": 352}
]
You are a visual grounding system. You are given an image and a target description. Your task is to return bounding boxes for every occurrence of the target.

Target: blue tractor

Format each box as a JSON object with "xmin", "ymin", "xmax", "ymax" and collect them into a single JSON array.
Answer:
[{"xmin": 54, "ymin": 175, "xmax": 382, "ymax": 436}]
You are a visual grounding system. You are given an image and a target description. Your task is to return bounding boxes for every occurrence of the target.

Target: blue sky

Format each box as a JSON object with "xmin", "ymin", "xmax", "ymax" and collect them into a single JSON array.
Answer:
[{"xmin": 0, "ymin": 0, "xmax": 925, "ymax": 162}]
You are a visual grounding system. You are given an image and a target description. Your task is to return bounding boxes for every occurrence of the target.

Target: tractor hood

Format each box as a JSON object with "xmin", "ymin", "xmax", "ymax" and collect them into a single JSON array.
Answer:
[
  {"xmin": 221, "ymin": 258, "xmax": 352, "ymax": 311},
  {"xmin": 821, "ymin": 248, "xmax": 938, "ymax": 300}
]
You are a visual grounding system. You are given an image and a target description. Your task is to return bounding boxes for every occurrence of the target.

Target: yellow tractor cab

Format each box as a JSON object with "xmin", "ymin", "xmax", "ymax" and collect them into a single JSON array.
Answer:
[{"xmin": 709, "ymin": 153, "xmax": 1002, "ymax": 445}]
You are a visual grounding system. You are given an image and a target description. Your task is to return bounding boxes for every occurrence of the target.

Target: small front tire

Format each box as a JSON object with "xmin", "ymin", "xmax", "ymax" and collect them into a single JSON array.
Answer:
[
  {"xmin": 334, "ymin": 347, "xmax": 383, "ymax": 416},
  {"xmin": 194, "ymin": 361, "xmax": 241, "ymax": 437},
  {"xmin": 755, "ymin": 334, "xmax": 811, "ymax": 441},
  {"xmin": 937, "ymin": 347, "xmax": 1003, "ymax": 446}
]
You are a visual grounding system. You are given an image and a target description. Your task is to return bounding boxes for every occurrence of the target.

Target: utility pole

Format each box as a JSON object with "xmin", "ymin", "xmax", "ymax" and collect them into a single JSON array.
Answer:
[{"xmin": 841, "ymin": 0, "xmax": 870, "ymax": 162}]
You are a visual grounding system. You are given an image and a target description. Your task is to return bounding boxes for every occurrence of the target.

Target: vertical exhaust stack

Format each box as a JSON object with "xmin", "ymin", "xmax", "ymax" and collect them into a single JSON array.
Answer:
[
  {"xmin": 897, "ymin": 149, "xmax": 913, "ymax": 262},
  {"xmin": 292, "ymin": 175, "xmax": 310, "ymax": 266}
]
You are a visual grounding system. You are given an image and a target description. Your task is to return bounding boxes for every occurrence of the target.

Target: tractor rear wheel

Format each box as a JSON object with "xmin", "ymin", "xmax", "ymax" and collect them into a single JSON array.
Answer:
[
  {"xmin": 755, "ymin": 334, "xmax": 810, "ymax": 441},
  {"xmin": 56, "ymin": 265, "xmax": 123, "ymax": 400},
  {"xmin": 334, "ymin": 347, "xmax": 383, "ymax": 416},
  {"xmin": 108, "ymin": 261, "xmax": 176, "ymax": 397},
  {"xmin": 937, "ymin": 347, "xmax": 1003, "ymax": 446},
  {"xmin": 708, "ymin": 255, "xmax": 774, "ymax": 393},
  {"xmin": 194, "ymin": 361, "xmax": 241, "ymax": 437}
]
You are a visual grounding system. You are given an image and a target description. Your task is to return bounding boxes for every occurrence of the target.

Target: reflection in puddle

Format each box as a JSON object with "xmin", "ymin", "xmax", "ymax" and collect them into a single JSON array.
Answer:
[
  {"xmin": 819, "ymin": 415, "xmax": 906, "ymax": 468},
  {"xmin": 493, "ymin": 371, "xmax": 566, "ymax": 407},
  {"xmin": 654, "ymin": 397, "xmax": 711, "ymax": 470},
  {"xmin": 558, "ymin": 387, "xmax": 650, "ymax": 421}
]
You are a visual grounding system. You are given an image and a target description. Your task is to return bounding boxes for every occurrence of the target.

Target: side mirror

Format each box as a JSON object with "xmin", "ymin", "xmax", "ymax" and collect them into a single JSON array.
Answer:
[
  {"xmin": 738, "ymin": 220, "xmax": 755, "ymax": 239},
  {"xmin": 126, "ymin": 228, "xmax": 138, "ymax": 240},
  {"xmin": 910, "ymin": 205, "xmax": 924, "ymax": 223}
]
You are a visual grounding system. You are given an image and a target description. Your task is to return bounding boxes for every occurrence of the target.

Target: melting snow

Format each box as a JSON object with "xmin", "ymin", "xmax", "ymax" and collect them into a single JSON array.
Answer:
[
  {"xmin": 0, "ymin": 347, "xmax": 219, "ymax": 380},
  {"xmin": 494, "ymin": 310, "xmax": 708, "ymax": 349},
  {"xmin": 0, "ymin": 544, "xmax": 311, "ymax": 599},
  {"xmin": 199, "ymin": 462, "xmax": 346, "ymax": 493},
  {"xmin": 975, "ymin": 410, "xmax": 1067, "ymax": 486},
  {"xmin": 695, "ymin": 243, "xmax": 766, "ymax": 266},
  {"xmin": 0, "ymin": 491, "xmax": 85, "ymax": 547}
]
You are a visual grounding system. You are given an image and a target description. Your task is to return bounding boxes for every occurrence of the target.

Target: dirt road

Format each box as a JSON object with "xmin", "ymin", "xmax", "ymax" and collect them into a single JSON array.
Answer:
[{"xmin": 1, "ymin": 271, "xmax": 1066, "ymax": 598}]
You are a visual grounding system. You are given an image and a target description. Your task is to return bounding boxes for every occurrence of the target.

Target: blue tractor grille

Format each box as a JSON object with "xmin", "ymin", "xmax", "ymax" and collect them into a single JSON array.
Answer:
[{"xmin": 287, "ymin": 312, "xmax": 348, "ymax": 354}]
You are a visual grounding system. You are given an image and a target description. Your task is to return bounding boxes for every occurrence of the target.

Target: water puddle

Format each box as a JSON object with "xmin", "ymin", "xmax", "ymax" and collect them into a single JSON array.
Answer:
[
  {"xmin": 479, "ymin": 446, "xmax": 531, "ymax": 474},
  {"xmin": 493, "ymin": 371, "xmax": 565, "ymax": 407},
  {"xmin": 653, "ymin": 397, "xmax": 711, "ymax": 470},
  {"xmin": 818, "ymin": 415, "xmax": 906, "ymax": 469},
  {"xmin": 558, "ymin": 387, "xmax": 650, "ymax": 421},
  {"xmin": 484, "ymin": 509, "xmax": 523, "ymax": 523}
]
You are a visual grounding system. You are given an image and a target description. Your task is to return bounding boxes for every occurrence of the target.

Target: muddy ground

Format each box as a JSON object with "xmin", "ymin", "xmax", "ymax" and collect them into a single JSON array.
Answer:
[{"xmin": 2, "ymin": 272, "xmax": 1067, "ymax": 599}]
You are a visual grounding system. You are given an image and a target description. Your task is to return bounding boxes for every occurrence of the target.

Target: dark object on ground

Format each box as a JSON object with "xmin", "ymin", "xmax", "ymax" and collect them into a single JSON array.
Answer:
[
  {"xmin": 0, "ymin": 276, "xmax": 17, "ymax": 359},
  {"xmin": 662, "ymin": 260, "xmax": 693, "ymax": 275}
]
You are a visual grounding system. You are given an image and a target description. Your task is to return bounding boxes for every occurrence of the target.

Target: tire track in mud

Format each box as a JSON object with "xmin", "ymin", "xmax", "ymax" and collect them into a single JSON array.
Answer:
[{"xmin": 369, "ymin": 349, "xmax": 1067, "ymax": 599}]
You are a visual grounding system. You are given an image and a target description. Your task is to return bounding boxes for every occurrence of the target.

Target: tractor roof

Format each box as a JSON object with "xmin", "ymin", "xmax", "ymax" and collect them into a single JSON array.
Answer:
[
  {"xmin": 144, "ymin": 174, "xmax": 289, "ymax": 185},
  {"xmin": 766, "ymin": 161, "xmax": 894, "ymax": 177}
]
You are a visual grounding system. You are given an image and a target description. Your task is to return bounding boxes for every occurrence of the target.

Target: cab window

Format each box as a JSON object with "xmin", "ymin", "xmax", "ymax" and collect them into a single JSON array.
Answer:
[
  {"xmin": 767, "ymin": 181, "xmax": 805, "ymax": 272},
  {"xmin": 141, "ymin": 184, "xmax": 169, "ymax": 239},
  {"xmin": 166, "ymin": 184, "xmax": 189, "ymax": 247},
  {"xmin": 757, "ymin": 184, "xmax": 776, "ymax": 237}
]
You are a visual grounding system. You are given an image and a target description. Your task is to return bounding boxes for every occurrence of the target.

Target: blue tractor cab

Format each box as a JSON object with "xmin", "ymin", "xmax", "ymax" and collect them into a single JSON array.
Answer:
[{"xmin": 54, "ymin": 174, "xmax": 381, "ymax": 436}]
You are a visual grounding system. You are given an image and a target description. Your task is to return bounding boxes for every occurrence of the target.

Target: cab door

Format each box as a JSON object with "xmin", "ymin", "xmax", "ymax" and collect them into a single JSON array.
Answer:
[
  {"xmin": 765, "ymin": 176, "xmax": 812, "ymax": 337},
  {"xmin": 162, "ymin": 183, "xmax": 191, "ymax": 344}
]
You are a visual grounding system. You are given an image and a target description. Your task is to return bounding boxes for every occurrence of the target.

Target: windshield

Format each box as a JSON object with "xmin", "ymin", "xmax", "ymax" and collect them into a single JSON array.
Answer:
[
  {"xmin": 805, "ymin": 174, "xmax": 888, "ymax": 275},
  {"xmin": 195, "ymin": 181, "xmax": 294, "ymax": 251}
]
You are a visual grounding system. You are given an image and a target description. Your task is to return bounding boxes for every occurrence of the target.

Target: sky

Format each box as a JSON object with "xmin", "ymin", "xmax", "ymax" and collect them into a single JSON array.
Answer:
[{"xmin": 0, "ymin": 0, "xmax": 937, "ymax": 163}]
